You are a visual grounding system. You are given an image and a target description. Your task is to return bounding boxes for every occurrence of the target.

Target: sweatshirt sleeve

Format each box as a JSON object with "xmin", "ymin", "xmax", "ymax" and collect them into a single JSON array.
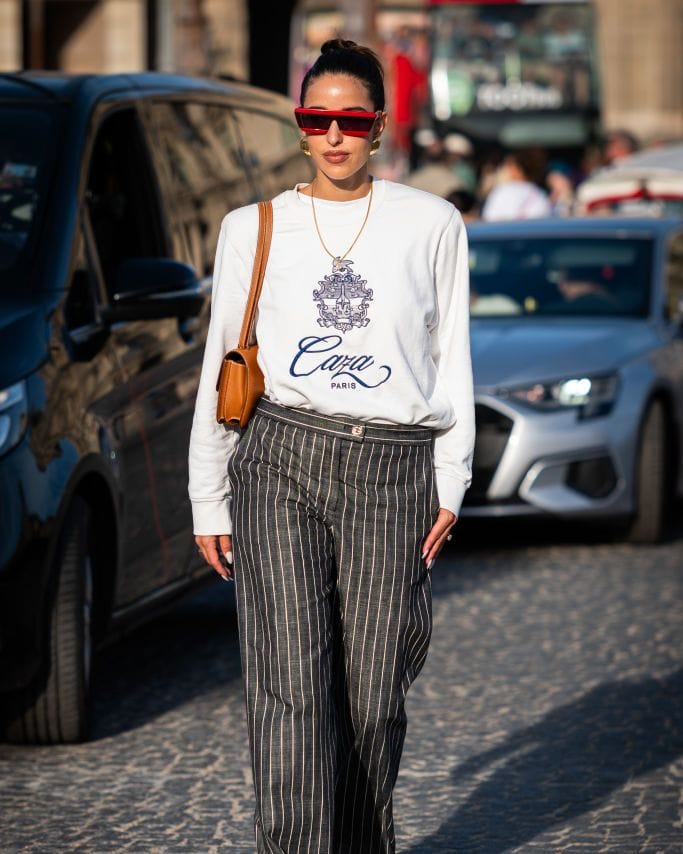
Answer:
[
  {"xmin": 188, "ymin": 207, "xmax": 256, "ymax": 535},
  {"xmin": 430, "ymin": 210, "xmax": 475, "ymax": 518}
]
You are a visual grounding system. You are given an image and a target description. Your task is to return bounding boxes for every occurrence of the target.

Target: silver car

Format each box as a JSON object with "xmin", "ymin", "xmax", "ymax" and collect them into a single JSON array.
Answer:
[{"xmin": 464, "ymin": 217, "xmax": 683, "ymax": 542}]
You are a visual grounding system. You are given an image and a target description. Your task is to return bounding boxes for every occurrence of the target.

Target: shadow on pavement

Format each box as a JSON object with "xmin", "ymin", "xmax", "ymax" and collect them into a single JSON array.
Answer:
[
  {"xmin": 405, "ymin": 667, "xmax": 683, "ymax": 853},
  {"xmin": 90, "ymin": 580, "xmax": 242, "ymax": 740},
  {"xmin": 87, "ymin": 501, "xmax": 683, "ymax": 742}
]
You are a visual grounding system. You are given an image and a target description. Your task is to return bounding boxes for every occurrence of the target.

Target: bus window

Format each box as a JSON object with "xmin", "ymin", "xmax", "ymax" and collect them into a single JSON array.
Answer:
[{"xmin": 429, "ymin": 1, "xmax": 598, "ymax": 147}]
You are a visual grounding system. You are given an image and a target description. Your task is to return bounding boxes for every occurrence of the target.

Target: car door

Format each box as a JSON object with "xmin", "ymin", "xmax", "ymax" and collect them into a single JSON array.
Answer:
[
  {"xmin": 136, "ymin": 97, "xmax": 256, "ymax": 574},
  {"xmin": 82, "ymin": 102, "xmax": 198, "ymax": 606}
]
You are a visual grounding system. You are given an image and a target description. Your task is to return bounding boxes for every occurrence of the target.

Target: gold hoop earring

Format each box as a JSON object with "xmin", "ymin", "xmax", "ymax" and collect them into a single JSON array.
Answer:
[
  {"xmin": 300, "ymin": 137, "xmax": 311, "ymax": 157},
  {"xmin": 369, "ymin": 138, "xmax": 381, "ymax": 157}
]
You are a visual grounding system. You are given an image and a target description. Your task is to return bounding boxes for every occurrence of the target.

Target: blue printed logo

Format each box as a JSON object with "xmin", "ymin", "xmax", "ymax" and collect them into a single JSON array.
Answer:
[
  {"xmin": 289, "ymin": 335, "xmax": 391, "ymax": 388},
  {"xmin": 312, "ymin": 259, "xmax": 373, "ymax": 334}
]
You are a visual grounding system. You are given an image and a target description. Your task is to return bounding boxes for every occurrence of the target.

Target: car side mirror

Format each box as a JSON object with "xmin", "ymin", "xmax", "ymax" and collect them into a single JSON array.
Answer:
[{"xmin": 102, "ymin": 258, "xmax": 205, "ymax": 322}]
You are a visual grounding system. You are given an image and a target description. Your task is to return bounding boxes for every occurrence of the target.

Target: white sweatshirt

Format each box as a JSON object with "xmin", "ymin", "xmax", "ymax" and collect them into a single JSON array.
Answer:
[{"xmin": 188, "ymin": 178, "xmax": 475, "ymax": 535}]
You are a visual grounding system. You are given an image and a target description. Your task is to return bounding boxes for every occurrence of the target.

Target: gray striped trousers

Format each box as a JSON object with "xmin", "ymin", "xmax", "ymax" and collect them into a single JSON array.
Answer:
[{"xmin": 227, "ymin": 398, "xmax": 439, "ymax": 854}]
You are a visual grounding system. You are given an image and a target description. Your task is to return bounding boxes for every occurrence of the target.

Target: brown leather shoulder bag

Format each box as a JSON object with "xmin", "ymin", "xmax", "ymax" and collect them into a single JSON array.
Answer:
[{"xmin": 215, "ymin": 200, "xmax": 273, "ymax": 427}]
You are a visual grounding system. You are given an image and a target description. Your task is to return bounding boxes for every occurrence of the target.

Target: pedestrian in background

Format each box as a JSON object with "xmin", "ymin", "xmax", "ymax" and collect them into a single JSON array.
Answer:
[
  {"xmin": 546, "ymin": 160, "xmax": 576, "ymax": 217},
  {"xmin": 446, "ymin": 187, "xmax": 480, "ymax": 223},
  {"xmin": 405, "ymin": 127, "xmax": 464, "ymax": 198},
  {"xmin": 443, "ymin": 132, "xmax": 477, "ymax": 193},
  {"xmin": 602, "ymin": 129, "xmax": 640, "ymax": 166},
  {"xmin": 189, "ymin": 38, "xmax": 475, "ymax": 854},
  {"xmin": 481, "ymin": 148, "xmax": 552, "ymax": 221}
]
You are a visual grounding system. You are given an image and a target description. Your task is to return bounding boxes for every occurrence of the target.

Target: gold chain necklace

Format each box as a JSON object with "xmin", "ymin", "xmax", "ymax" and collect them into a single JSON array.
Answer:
[{"xmin": 310, "ymin": 179, "xmax": 374, "ymax": 271}]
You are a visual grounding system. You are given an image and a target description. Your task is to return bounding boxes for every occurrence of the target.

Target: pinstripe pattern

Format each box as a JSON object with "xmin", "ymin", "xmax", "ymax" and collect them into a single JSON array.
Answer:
[{"xmin": 227, "ymin": 398, "xmax": 439, "ymax": 854}]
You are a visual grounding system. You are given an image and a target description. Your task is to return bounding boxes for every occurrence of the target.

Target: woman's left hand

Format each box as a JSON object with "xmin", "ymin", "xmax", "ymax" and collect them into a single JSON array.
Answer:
[{"xmin": 422, "ymin": 508, "xmax": 457, "ymax": 569}]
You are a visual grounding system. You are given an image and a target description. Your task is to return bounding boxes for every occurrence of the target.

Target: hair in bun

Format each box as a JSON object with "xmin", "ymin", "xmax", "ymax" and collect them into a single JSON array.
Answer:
[{"xmin": 300, "ymin": 38, "xmax": 385, "ymax": 111}]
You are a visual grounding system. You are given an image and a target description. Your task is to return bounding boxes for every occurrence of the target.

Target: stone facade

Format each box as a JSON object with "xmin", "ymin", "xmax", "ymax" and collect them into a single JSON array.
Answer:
[
  {"xmin": 0, "ymin": 0, "xmax": 248, "ymax": 79},
  {"xmin": 59, "ymin": 0, "xmax": 146, "ymax": 74},
  {"xmin": 594, "ymin": 0, "xmax": 683, "ymax": 141},
  {"xmin": 0, "ymin": 0, "xmax": 21, "ymax": 71}
]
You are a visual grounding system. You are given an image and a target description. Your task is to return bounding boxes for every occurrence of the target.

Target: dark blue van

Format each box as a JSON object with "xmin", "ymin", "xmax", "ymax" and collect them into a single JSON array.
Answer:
[{"xmin": 0, "ymin": 71, "xmax": 312, "ymax": 743}]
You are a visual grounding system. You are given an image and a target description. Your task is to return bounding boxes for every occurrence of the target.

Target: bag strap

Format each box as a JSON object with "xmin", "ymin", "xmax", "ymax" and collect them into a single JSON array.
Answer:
[{"xmin": 238, "ymin": 199, "xmax": 273, "ymax": 349}]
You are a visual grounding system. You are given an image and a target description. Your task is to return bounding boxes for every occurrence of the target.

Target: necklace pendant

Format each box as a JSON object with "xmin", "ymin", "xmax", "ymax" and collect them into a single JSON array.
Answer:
[{"xmin": 333, "ymin": 256, "xmax": 342, "ymax": 271}]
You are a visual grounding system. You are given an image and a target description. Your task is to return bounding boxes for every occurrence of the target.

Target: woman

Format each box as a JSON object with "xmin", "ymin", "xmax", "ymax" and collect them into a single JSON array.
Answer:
[
  {"xmin": 189, "ymin": 39, "xmax": 475, "ymax": 854},
  {"xmin": 481, "ymin": 148, "xmax": 552, "ymax": 221}
]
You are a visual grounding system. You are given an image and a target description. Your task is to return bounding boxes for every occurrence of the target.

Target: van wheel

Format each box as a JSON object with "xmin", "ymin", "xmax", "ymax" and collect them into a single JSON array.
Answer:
[
  {"xmin": 4, "ymin": 497, "xmax": 94, "ymax": 744},
  {"xmin": 627, "ymin": 401, "xmax": 667, "ymax": 544}
]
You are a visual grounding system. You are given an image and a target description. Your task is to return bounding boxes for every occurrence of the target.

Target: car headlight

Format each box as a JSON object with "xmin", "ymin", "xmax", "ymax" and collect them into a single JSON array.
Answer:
[
  {"xmin": 0, "ymin": 380, "xmax": 28, "ymax": 455},
  {"xmin": 504, "ymin": 374, "xmax": 619, "ymax": 418}
]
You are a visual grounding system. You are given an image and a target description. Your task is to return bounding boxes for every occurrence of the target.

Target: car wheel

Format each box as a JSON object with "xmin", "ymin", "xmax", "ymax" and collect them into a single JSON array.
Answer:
[
  {"xmin": 3, "ymin": 497, "xmax": 94, "ymax": 744},
  {"xmin": 627, "ymin": 400, "xmax": 667, "ymax": 545}
]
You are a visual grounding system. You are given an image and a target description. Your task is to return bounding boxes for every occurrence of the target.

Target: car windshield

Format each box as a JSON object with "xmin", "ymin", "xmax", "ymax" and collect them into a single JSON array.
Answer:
[
  {"xmin": 0, "ymin": 105, "xmax": 56, "ymax": 292},
  {"xmin": 468, "ymin": 236, "xmax": 653, "ymax": 318}
]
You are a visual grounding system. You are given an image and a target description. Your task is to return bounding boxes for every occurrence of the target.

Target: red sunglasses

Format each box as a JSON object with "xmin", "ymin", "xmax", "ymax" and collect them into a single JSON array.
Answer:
[{"xmin": 294, "ymin": 108, "xmax": 380, "ymax": 137}]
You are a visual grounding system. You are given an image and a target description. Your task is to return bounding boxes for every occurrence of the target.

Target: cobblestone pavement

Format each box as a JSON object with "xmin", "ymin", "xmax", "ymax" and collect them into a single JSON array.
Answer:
[{"xmin": 1, "ymin": 519, "xmax": 682, "ymax": 853}]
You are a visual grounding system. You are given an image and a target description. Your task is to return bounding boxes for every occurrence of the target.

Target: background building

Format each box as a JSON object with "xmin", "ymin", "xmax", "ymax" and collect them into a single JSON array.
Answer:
[
  {"xmin": 0, "ymin": 0, "xmax": 248, "ymax": 78},
  {"xmin": 595, "ymin": 0, "xmax": 683, "ymax": 141},
  {"xmin": 1, "ymin": 0, "xmax": 682, "ymax": 145}
]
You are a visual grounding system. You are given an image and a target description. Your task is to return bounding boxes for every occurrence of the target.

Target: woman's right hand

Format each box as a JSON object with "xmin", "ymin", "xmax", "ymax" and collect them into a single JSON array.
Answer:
[{"xmin": 195, "ymin": 534, "xmax": 233, "ymax": 581}]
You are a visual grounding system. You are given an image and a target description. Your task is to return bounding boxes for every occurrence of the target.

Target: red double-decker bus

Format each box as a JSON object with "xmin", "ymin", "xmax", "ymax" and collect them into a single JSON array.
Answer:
[{"xmin": 428, "ymin": 0, "xmax": 599, "ymax": 149}]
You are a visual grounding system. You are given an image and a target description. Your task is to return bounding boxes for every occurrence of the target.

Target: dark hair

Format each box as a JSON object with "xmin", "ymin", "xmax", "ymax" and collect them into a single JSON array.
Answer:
[
  {"xmin": 299, "ymin": 38, "xmax": 385, "ymax": 111},
  {"xmin": 509, "ymin": 147, "xmax": 547, "ymax": 186},
  {"xmin": 446, "ymin": 189, "xmax": 478, "ymax": 216},
  {"xmin": 605, "ymin": 129, "xmax": 640, "ymax": 154}
]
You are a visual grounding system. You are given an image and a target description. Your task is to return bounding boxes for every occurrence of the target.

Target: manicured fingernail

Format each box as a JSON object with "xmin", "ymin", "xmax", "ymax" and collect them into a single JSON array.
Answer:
[
  {"xmin": 421, "ymin": 550, "xmax": 428, "ymax": 560},
  {"xmin": 221, "ymin": 575, "xmax": 230, "ymax": 582},
  {"xmin": 224, "ymin": 550, "xmax": 233, "ymax": 564},
  {"xmin": 428, "ymin": 559, "xmax": 435, "ymax": 570}
]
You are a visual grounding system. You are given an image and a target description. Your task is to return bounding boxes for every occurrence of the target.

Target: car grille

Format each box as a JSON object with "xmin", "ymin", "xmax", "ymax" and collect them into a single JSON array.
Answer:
[{"xmin": 464, "ymin": 404, "xmax": 514, "ymax": 506}]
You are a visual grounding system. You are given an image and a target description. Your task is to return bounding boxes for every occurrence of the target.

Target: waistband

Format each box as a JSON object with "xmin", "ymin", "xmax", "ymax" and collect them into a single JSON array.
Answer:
[{"xmin": 254, "ymin": 398, "xmax": 434, "ymax": 445}]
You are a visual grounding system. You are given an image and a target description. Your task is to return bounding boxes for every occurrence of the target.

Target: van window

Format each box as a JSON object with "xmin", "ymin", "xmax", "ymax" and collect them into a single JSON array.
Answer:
[
  {"xmin": 0, "ymin": 105, "xmax": 57, "ymax": 293},
  {"xmin": 232, "ymin": 109, "xmax": 312, "ymax": 197},
  {"xmin": 85, "ymin": 108, "xmax": 165, "ymax": 297},
  {"xmin": 143, "ymin": 101, "xmax": 255, "ymax": 277}
]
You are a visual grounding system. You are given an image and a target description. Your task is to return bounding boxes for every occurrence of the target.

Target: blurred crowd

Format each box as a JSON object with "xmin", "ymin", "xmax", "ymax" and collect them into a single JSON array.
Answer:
[
  {"xmin": 398, "ymin": 127, "xmax": 645, "ymax": 222},
  {"xmin": 368, "ymin": 21, "xmax": 668, "ymax": 223},
  {"xmin": 292, "ymin": 19, "xmax": 682, "ymax": 222}
]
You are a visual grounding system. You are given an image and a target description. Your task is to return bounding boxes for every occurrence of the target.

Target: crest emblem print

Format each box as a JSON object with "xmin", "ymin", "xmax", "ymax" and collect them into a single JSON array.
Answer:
[{"xmin": 312, "ymin": 258, "xmax": 373, "ymax": 334}]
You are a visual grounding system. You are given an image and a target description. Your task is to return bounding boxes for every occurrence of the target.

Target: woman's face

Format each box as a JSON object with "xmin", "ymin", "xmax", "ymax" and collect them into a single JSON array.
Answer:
[{"xmin": 302, "ymin": 73, "xmax": 386, "ymax": 185}]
